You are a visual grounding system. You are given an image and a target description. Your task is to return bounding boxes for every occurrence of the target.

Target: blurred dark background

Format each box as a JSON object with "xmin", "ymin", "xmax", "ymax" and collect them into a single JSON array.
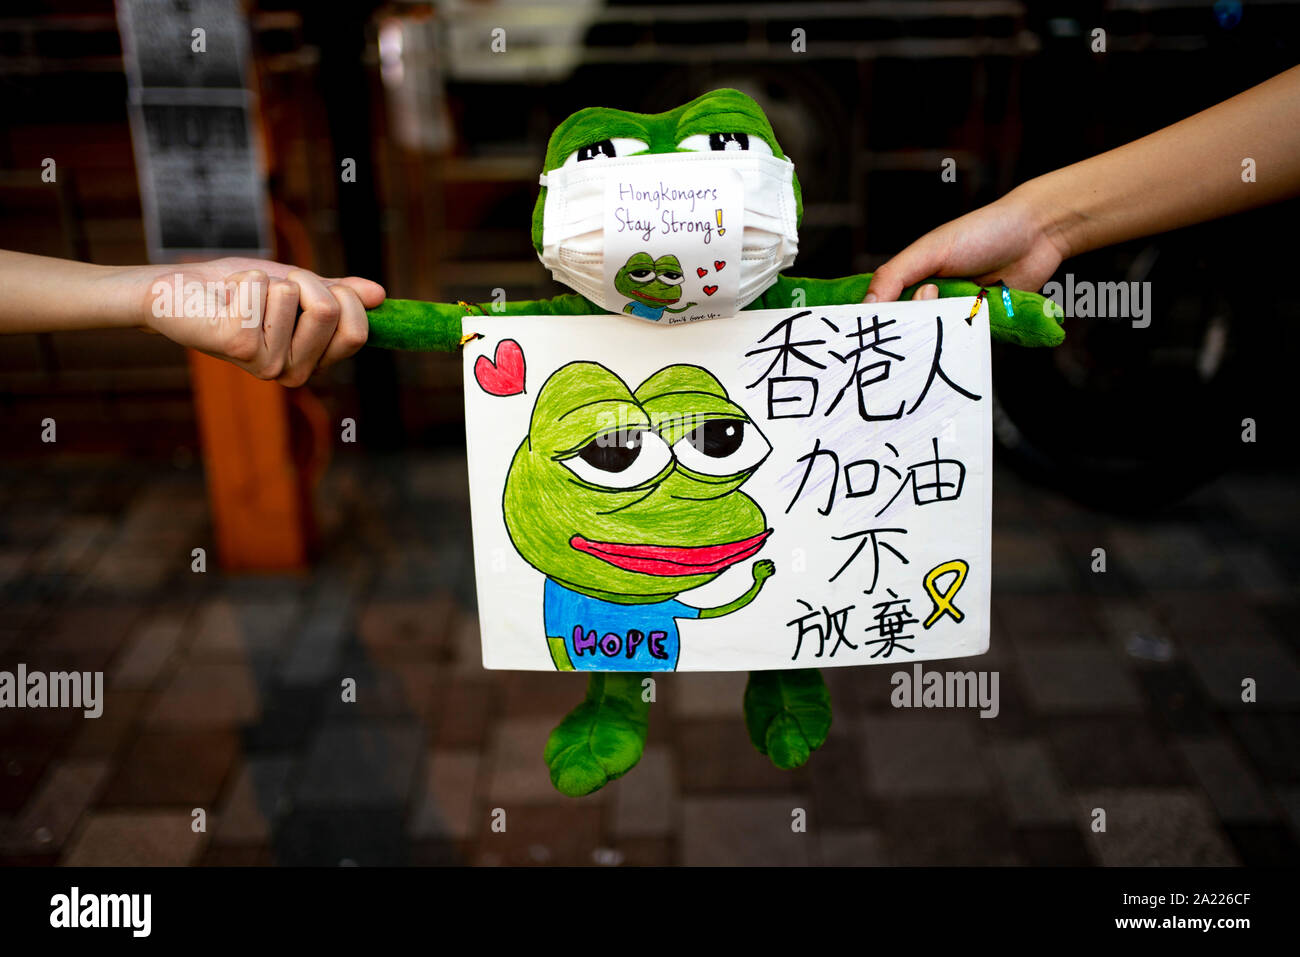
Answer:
[{"xmin": 1, "ymin": 0, "xmax": 1298, "ymax": 867}]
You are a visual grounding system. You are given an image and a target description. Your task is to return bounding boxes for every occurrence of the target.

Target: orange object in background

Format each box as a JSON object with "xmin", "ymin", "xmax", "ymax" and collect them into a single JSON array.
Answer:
[{"xmin": 187, "ymin": 350, "xmax": 318, "ymax": 571}]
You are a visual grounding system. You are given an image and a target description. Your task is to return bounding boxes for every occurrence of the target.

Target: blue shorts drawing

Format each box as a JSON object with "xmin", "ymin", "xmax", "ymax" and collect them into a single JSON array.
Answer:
[
  {"xmin": 543, "ymin": 578, "xmax": 701, "ymax": 671},
  {"xmin": 625, "ymin": 300, "xmax": 666, "ymax": 321}
]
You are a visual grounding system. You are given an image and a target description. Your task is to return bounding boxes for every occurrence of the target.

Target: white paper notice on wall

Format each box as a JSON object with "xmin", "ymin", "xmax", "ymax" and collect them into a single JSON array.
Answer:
[{"xmin": 463, "ymin": 297, "xmax": 992, "ymax": 672}]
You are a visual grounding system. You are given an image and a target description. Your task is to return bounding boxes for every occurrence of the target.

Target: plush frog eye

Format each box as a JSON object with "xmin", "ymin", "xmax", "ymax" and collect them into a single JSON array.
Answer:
[
  {"xmin": 673, "ymin": 418, "xmax": 770, "ymax": 477},
  {"xmin": 676, "ymin": 132, "xmax": 774, "ymax": 156},
  {"xmin": 562, "ymin": 428, "xmax": 672, "ymax": 489},
  {"xmin": 561, "ymin": 137, "xmax": 650, "ymax": 167}
]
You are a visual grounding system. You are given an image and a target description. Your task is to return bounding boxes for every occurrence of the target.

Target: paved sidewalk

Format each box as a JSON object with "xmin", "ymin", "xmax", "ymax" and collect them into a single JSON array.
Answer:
[{"xmin": 1, "ymin": 454, "xmax": 1297, "ymax": 866}]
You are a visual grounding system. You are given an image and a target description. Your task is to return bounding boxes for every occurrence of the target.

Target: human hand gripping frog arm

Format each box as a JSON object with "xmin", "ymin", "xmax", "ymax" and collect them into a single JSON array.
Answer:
[
  {"xmin": 0, "ymin": 251, "xmax": 384, "ymax": 384},
  {"xmin": 863, "ymin": 65, "xmax": 1300, "ymax": 305}
]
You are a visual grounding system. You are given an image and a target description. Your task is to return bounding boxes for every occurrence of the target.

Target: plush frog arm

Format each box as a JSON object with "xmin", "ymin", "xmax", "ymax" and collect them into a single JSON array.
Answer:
[
  {"xmin": 363, "ymin": 274, "xmax": 1064, "ymax": 352},
  {"xmin": 753, "ymin": 274, "xmax": 1065, "ymax": 347}
]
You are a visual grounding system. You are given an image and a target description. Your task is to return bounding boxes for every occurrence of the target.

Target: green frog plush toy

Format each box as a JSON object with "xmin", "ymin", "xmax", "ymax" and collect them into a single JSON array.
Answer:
[{"xmin": 365, "ymin": 89, "xmax": 1064, "ymax": 797}]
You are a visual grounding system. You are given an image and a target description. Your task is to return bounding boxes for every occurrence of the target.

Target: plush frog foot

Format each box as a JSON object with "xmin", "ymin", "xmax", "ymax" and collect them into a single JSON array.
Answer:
[
  {"xmin": 363, "ymin": 88, "xmax": 1065, "ymax": 797},
  {"xmin": 744, "ymin": 669, "xmax": 833, "ymax": 769},
  {"xmin": 544, "ymin": 673, "xmax": 649, "ymax": 796},
  {"xmin": 543, "ymin": 666, "xmax": 830, "ymax": 798}
]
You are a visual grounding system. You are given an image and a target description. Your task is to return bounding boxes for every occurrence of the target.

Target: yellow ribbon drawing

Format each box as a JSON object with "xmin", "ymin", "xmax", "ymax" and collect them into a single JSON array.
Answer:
[{"xmin": 922, "ymin": 559, "xmax": 969, "ymax": 629}]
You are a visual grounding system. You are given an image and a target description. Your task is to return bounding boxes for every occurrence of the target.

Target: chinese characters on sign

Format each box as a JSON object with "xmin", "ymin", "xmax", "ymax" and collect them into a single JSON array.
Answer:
[{"xmin": 742, "ymin": 305, "xmax": 988, "ymax": 664}]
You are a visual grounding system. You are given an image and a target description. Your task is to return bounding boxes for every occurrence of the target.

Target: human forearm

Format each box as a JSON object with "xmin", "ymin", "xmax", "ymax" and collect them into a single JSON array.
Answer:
[
  {"xmin": 0, "ymin": 251, "xmax": 154, "ymax": 333},
  {"xmin": 0, "ymin": 250, "xmax": 384, "ymax": 384},
  {"xmin": 1023, "ymin": 65, "xmax": 1300, "ymax": 259}
]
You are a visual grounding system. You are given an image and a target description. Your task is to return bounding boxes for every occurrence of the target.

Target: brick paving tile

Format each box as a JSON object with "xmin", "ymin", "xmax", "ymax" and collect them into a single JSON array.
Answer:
[
  {"xmin": 1221, "ymin": 823, "xmax": 1300, "ymax": 866},
  {"xmin": 1012, "ymin": 826, "xmax": 1093, "ymax": 866},
  {"xmin": 1014, "ymin": 644, "xmax": 1144, "ymax": 714},
  {"xmin": 861, "ymin": 714, "xmax": 992, "ymax": 797},
  {"xmin": 608, "ymin": 836, "xmax": 672, "ymax": 866},
  {"xmin": 875, "ymin": 797, "xmax": 1021, "ymax": 865},
  {"xmin": 1109, "ymin": 528, "xmax": 1230, "ymax": 590},
  {"xmin": 807, "ymin": 734, "xmax": 873, "ymax": 826},
  {"xmin": 990, "ymin": 532, "xmax": 1072, "ymax": 591},
  {"xmin": 358, "ymin": 595, "xmax": 455, "ymax": 661},
  {"xmin": 201, "ymin": 845, "xmax": 274, "ymax": 866},
  {"xmin": 411, "ymin": 750, "xmax": 480, "ymax": 840},
  {"xmin": 144, "ymin": 662, "xmax": 261, "ymax": 728},
  {"xmin": 610, "ymin": 746, "xmax": 674, "ymax": 838},
  {"xmin": 1182, "ymin": 636, "xmax": 1300, "ymax": 710},
  {"xmin": 988, "ymin": 739, "xmax": 1073, "ymax": 825},
  {"xmin": 43, "ymin": 604, "xmax": 139, "ymax": 671},
  {"xmin": 1225, "ymin": 714, "xmax": 1300, "ymax": 783},
  {"xmin": 817, "ymin": 828, "xmax": 888, "ymax": 866},
  {"xmin": 1046, "ymin": 717, "xmax": 1194, "ymax": 789},
  {"xmin": 681, "ymin": 796, "xmax": 813, "ymax": 866},
  {"xmin": 63, "ymin": 811, "xmax": 207, "ymax": 866},
  {"xmin": 1076, "ymin": 789, "xmax": 1238, "ymax": 866},
  {"xmin": 670, "ymin": 672, "xmax": 749, "ymax": 719},
  {"xmin": 500, "ymin": 671, "xmax": 592, "ymax": 718},
  {"xmin": 294, "ymin": 721, "xmax": 421, "ymax": 810},
  {"xmin": 1175, "ymin": 734, "xmax": 1276, "ymax": 822},
  {"xmin": 98, "ymin": 730, "xmax": 239, "ymax": 808},
  {"xmin": 1132, "ymin": 665, "xmax": 1218, "ymax": 735},
  {"xmin": 432, "ymin": 678, "xmax": 497, "ymax": 750},
  {"xmin": 274, "ymin": 808, "xmax": 409, "ymax": 866},
  {"xmin": 0, "ymin": 743, "xmax": 63, "ymax": 815},
  {"xmin": 675, "ymin": 718, "xmax": 810, "ymax": 793},
  {"xmin": 472, "ymin": 804, "xmax": 603, "ymax": 866},
  {"xmin": 0, "ymin": 758, "xmax": 109, "ymax": 854},
  {"xmin": 110, "ymin": 610, "xmax": 188, "ymax": 690},
  {"xmin": 213, "ymin": 756, "xmax": 296, "ymax": 845},
  {"xmin": 994, "ymin": 592, "xmax": 1106, "ymax": 642}
]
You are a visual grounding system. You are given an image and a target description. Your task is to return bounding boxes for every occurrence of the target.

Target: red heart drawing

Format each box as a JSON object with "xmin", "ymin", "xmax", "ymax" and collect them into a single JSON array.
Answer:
[
  {"xmin": 702, "ymin": 285, "xmax": 719, "ymax": 296},
  {"xmin": 474, "ymin": 338, "xmax": 526, "ymax": 396},
  {"xmin": 696, "ymin": 267, "xmax": 708, "ymax": 278},
  {"xmin": 714, "ymin": 260, "xmax": 726, "ymax": 271}
]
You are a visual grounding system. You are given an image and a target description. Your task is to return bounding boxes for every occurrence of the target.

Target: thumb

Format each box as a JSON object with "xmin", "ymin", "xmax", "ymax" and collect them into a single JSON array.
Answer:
[
  {"xmin": 334, "ymin": 276, "xmax": 386, "ymax": 309},
  {"xmin": 864, "ymin": 238, "xmax": 945, "ymax": 303}
]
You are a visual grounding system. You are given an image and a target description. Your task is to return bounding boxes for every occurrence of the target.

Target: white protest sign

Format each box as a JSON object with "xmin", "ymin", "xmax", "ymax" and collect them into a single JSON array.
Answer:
[{"xmin": 463, "ymin": 297, "xmax": 992, "ymax": 672}]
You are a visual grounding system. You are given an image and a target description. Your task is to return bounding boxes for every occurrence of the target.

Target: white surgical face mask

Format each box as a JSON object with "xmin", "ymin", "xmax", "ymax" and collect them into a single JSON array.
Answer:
[{"xmin": 537, "ymin": 150, "xmax": 799, "ymax": 320}]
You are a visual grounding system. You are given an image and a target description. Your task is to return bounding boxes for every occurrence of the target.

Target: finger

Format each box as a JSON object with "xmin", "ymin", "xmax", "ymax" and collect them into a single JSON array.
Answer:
[
  {"xmin": 260, "ymin": 279, "xmax": 299, "ymax": 377},
  {"xmin": 864, "ymin": 239, "xmax": 945, "ymax": 303},
  {"xmin": 218, "ymin": 269, "xmax": 267, "ymax": 367},
  {"xmin": 278, "ymin": 269, "xmax": 340, "ymax": 387},
  {"xmin": 331, "ymin": 276, "xmax": 386, "ymax": 308},
  {"xmin": 315, "ymin": 285, "xmax": 369, "ymax": 372},
  {"xmin": 914, "ymin": 283, "xmax": 940, "ymax": 301}
]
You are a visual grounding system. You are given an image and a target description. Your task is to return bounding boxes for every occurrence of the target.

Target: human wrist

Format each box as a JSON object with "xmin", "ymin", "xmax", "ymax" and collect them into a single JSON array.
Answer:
[
  {"xmin": 102, "ymin": 263, "xmax": 166, "ymax": 332},
  {"xmin": 1006, "ymin": 173, "xmax": 1088, "ymax": 263}
]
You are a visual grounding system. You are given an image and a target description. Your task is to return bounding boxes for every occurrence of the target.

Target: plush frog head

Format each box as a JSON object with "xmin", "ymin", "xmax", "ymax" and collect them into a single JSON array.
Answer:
[
  {"xmin": 530, "ymin": 88, "xmax": 803, "ymax": 255},
  {"xmin": 503, "ymin": 361, "xmax": 772, "ymax": 604}
]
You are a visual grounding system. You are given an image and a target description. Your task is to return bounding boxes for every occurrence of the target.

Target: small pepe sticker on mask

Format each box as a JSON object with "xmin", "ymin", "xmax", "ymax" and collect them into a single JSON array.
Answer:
[{"xmin": 603, "ymin": 166, "xmax": 744, "ymax": 323}]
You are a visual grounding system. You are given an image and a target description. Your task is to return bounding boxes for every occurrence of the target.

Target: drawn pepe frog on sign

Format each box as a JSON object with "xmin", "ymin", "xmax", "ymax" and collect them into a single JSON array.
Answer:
[
  {"xmin": 616, "ymin": 252, "xmax": 698, "ymax": 321},
  {"xmin": 503, "ymin": 361, "xmax": 774, "ymax": 672}
]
